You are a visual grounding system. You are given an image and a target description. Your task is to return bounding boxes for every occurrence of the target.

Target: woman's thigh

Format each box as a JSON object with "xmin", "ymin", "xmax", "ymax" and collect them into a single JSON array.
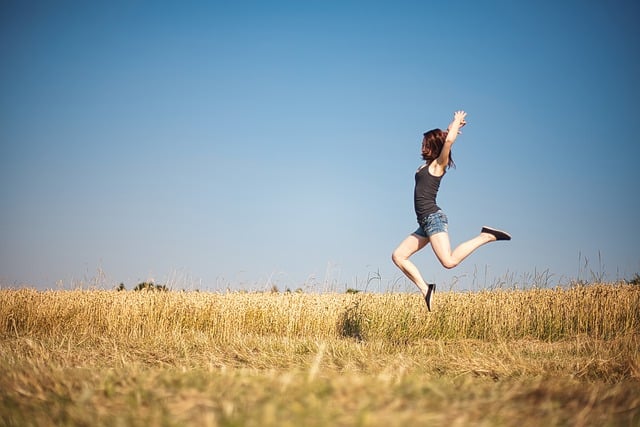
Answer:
[{"xmin": 394, "ymin": 233, "xmax": 429, "ymax": 259}]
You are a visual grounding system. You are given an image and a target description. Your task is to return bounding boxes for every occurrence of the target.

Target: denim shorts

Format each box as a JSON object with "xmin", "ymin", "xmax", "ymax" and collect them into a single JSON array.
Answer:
[{"xmin": 414, "ymin": 210, "xmax": 448, "ymax": 238}]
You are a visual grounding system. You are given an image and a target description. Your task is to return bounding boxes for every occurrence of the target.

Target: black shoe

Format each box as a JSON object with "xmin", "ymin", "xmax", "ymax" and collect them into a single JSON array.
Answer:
[
  {"xmin": 425, "ymin": 283, "xmax": 435, "ymax": 312},
  {"xmin": 481, "ymin": 226, "xmax": 512, "ymax": 241}
]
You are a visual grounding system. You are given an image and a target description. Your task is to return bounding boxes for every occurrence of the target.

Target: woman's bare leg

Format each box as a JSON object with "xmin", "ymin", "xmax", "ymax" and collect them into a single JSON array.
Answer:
[
  {"xmin": 429, "ymin": 231, "xmax": 496, "ymax": 269},
  {"xmin": 391, "ymin": 233, "xmax": 431, "ymax": 296}
]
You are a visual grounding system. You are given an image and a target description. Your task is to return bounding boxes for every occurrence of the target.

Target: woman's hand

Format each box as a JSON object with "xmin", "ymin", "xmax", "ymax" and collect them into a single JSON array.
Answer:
[{"xmin": 450, "ymin": 110, "xmax": 467, "ymax": 134}]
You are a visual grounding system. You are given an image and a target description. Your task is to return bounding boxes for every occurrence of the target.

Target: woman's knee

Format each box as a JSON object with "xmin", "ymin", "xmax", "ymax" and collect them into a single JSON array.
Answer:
[
  {"xmin": 391, "ymin": 251, "xmax": 401, "ymax": 266},
  {"xmin": 391, "ymin": 249, "xmax": 406, "ymax": 266},
  {"xmin": 438, "ymin": 257, "xmax": 458, "ymax": 269}
]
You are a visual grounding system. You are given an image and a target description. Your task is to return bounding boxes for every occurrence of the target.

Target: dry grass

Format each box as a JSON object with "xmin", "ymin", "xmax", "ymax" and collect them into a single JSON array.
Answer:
[{"xmin": 1, "ymin": 284, "xmax": 639, "ymax": 426}]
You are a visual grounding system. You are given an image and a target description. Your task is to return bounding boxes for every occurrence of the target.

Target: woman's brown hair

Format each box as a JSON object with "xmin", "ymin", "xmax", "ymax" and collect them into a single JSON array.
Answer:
[{"xmin": 421, "ymin": 129, "xmax": 455, "ymax": 169}]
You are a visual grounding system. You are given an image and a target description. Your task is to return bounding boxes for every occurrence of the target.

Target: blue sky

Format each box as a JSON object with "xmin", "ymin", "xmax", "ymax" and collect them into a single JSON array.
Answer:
[{"xmin": 1, "ymin": 0, "xmax": 639, "ymax": 291}]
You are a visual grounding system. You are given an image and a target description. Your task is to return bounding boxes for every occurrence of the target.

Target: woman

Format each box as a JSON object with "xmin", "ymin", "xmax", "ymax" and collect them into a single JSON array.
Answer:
[{"xmin": 391, "ymin": 110, "xmax": 511, "ymax": 311}]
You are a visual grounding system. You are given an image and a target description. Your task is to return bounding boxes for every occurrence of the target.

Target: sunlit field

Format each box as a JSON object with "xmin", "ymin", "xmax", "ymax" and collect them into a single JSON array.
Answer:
[{"xmin": 1, "ymin": 284, "xmax": 639, "ymax": 426}]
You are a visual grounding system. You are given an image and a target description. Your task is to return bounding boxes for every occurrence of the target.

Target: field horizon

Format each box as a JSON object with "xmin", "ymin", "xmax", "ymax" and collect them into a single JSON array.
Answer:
[{"xmin": 1, "ymin": 283, "xmax": 639, "ymax": 426}]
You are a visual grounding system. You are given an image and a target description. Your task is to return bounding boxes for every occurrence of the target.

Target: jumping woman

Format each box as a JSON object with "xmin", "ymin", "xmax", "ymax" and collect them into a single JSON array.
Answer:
[{"xmin": 391, "ymin": 110, "xmax": 511, "ymax": 311}]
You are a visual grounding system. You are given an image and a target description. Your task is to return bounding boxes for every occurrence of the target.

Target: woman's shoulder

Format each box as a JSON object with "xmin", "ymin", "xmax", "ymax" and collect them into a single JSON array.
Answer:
[{"xmin": 427, "ymin": 161, "xmax": 445, "ymax": 178}]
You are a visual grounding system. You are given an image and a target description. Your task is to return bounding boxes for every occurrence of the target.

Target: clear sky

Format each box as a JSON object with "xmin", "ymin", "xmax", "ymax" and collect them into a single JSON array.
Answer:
[{"xmin": 1, "ymin": 0, "xmax": 639, "ymax": 292}]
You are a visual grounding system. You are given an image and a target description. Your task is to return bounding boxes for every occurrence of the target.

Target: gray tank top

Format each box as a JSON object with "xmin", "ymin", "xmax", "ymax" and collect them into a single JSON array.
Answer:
[{"xmin": 414, "ymin": 164, "xmax": 443, "ymax": 223}]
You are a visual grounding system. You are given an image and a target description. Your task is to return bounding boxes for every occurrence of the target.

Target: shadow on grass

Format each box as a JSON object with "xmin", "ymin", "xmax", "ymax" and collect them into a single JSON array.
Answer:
[{"xmin": 336, "ymin": 300, "xmax": 364, "ymax": 341}]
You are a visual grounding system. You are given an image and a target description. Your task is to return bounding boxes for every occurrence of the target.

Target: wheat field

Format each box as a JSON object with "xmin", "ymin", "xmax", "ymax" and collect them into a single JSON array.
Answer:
[{"xmin": 1, "ymin": 284, "xmax": 639, "ymax": 426}]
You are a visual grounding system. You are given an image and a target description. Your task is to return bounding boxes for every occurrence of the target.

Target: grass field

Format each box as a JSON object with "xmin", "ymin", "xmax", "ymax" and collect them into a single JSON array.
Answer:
[{"xmin": 1, "ymin": 284, "xmax": 639, "ymax": 426}]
